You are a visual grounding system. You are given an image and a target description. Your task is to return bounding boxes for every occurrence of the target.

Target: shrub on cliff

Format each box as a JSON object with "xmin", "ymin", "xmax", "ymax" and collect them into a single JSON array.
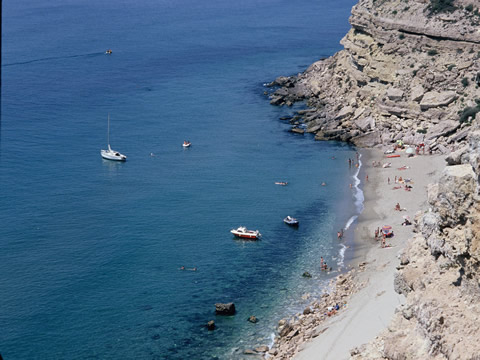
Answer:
[
  {"xmin": 428, "ymin": 0, "xmax": 456, "ymax": 14},
  {"xmin": 458, "ymin": 100, "xmax": 480, "ymax": 123}
]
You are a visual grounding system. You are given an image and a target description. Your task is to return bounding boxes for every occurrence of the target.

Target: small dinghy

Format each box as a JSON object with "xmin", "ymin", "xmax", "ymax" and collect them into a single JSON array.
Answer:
[
  {"xmin": 182, "ymin": 141, "xmax": 191, "ymax": 148},
  {"xmin": 283, "ymin": 216, "xmax": 299, "ymax": 226},
  {"xmin": 275, "ymin": 181, "xmax": 288, "ymax": 186}
]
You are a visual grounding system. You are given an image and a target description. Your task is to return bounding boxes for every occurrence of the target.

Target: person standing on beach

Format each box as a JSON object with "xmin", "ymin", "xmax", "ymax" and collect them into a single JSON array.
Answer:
[
  {"xmin": 366, "ymin": 175, "xmax": 369, "ymax": 182},
  {"xmin": 388, "ymin": 177, "xmax": 390, "ymax": 184}
]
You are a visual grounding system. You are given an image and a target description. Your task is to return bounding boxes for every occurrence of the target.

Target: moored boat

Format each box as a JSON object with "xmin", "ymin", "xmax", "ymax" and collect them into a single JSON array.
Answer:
[
  {"xmin": 283, "ymin": 216, "xmax": 299, "ymax": 226},
  {"xmin": 101, "ymin": 114, "xmax": 127, "ymax": 161},
  {"xmin": 101, "ymin": 145, "xmax": 127, "ymax": 161},
  {"xmin": 275, "ymin": 181, "xmax": 288, "ymax": 186},
  {"xmin": 230, "ymin": 226, "xmax": 261, "ymax": 239}
]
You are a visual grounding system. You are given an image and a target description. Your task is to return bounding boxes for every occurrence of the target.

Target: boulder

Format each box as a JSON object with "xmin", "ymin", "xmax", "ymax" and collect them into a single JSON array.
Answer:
[
  {"xmin": 427, "ymin": 120, "xmax": 460, "ymax": 140},
  {"xmin": 402, "ymin": 133, "xmax": 425, "ymax": 145},
  {"xmin": 255, "ymin": 346, "xmax": 269, "ymax": 353},
  {"xmin": 274, "ymin": 76, "xmax": 293, "ymax": 87},
  {"xmin": 387, "ymin": 87, "xmax": 404, "ymax": 101},
  {"xmin": 446, "ymin": 146, "xmax": 468, "ymax": 165},
  {"xmin": 279, "ymin": 322, "xmax": 293, "ymax": 337},
  {"xmin": 411, "ymin": 85, "xmax": 425, "ymax": 102},
  {"xmin": 351, "ymin": 130, "xmax": 383, "ymax": 147},
  {"xmin": 248, "ymin": 315, "xmax": 258, "ymax": 323},
  {"xmin": 290, "ymin": 127, "xmax": 305, "ymax": 134},
  {"xmin": 270, "ymin": 96, "xmax": 284, "ymax": 106},
  {"xmin": 420, "ymin": 91, "xmax": 457, "ymax": 110},
  {"xmin": 302, "ymin": 271, "xmax": 312, "ymax": 278},
  {"xmin": 207, "ymin": 320, "xmax": 215, "ymax": 331},
  {"xmin": 355, "ymin": 116, "xmax": 375, "ymax": 131},
  {"xmin": 215, "ymin": 303, "xmax": 236, "ymax": 315},
  {"xmin": 335, "ymin": 106, "xmax": 354, "ymax": 120}
]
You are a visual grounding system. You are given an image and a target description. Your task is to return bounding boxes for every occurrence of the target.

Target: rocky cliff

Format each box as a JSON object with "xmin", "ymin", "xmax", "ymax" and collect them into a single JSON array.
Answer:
[
  {"xmin": 268, "ymin": 1, "xmax": 480, "ymax": 358},
  {"xmin": 350, "ymin": 120, "xmax": 480, "ymax": 360},
  {"xmin": 268, "ymin": 0, "xmax": 480, "ymax": 153}
]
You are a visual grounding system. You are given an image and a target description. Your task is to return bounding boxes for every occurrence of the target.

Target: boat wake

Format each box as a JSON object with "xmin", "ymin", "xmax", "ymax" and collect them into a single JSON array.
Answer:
[{"xmin": 2, "ymin": 52, "xmax": 105, "ymax": 67}]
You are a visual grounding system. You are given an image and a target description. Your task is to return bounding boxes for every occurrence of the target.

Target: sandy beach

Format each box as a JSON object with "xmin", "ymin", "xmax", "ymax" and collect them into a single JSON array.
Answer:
[{"xmin": 287, "ymin": 148, "xmax": 446, "ymax": 359}]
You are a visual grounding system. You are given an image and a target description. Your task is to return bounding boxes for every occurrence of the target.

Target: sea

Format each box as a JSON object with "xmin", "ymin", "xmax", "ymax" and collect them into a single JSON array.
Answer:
[{"xmin": 0, "ymin": 0, "xmax": 361, "ymax": 359}]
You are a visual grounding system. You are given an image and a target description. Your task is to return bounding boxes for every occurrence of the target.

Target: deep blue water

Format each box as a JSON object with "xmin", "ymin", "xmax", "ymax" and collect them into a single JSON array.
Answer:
[{"xmin": 1, "ymin": 0, "xmax": 359, "ymax": 358}]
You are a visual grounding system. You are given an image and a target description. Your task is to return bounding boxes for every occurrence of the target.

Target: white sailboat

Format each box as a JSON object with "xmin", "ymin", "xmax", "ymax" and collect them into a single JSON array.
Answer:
[{"xmin": 101, "ymin": 114, "xmax": 127, "ymax": 161}]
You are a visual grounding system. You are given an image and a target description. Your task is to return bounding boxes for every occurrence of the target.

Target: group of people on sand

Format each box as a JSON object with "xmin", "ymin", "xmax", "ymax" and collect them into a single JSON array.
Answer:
[
  {"xmin": 374, "ymin": 227, "xmax": 391, "ymax": 248},
  {"xmin": 326, "ymin": 303, "xmax": 342, "ymax": 317}
]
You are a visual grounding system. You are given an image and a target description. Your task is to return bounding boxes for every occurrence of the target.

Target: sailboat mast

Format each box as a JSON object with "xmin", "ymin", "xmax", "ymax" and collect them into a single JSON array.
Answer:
[{"xmin": 107, "ymin": 113, "xmax": 110, "ymax": 147}]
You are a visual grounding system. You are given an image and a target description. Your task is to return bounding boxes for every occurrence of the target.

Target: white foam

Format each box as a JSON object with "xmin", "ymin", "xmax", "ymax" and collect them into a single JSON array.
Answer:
[
  {"xmin": 338, "ymin": 153, "xmax": 365, "ymax": 267},
  {"xmin": 337, "ymin": 243, "xmax": 347, "ymax": 268},
  {"xmin": 344, "ymin": 215, "xmax": 357, "ymax": 230}
]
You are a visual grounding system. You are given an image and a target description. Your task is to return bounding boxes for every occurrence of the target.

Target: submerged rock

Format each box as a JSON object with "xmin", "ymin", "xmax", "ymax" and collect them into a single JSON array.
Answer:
[
  {"xmin": 206, "ymin": 320, "xmax": 215, "ymax": 330},
  {"xmin": 215, "ymin": 302, "xmax": 236, "ymax": 315}
]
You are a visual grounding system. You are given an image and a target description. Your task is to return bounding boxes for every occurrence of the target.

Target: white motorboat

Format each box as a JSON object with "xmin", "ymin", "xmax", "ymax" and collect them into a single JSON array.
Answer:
[
  {"xmin": 101, "ymin": 114, "xmax": 127, "ymax": 161},
  {"xmin": 284, "ymin": 216, "xmax": 299, "ymax": 226},
  {"xmin": 230, "ymin": 226, "xmax": 261, "ymax": 240},
  {"xmin": 182, "ymin": 141, "xmax": 191, "ymax": 148}
]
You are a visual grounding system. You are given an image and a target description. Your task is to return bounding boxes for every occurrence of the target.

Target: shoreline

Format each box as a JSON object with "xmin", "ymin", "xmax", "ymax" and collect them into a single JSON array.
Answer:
[{"xmin": 264, "ymin": 148, "xmax": 446, "ymax": 359}]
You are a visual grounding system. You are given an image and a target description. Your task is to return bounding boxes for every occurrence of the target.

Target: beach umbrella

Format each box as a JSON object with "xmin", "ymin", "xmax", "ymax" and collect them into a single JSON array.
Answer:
[
  {"xmin": 406, "ymin": 147, "xmax": 415, "ymax": 154},
  {"xmin": 382, "ymin": 225, "xmax": 392, "ymax": 234}
]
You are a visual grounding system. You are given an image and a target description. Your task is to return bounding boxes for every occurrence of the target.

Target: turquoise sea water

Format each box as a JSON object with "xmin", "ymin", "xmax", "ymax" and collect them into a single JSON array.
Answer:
[{"xmin": 1, "ymin": 0, "xmax": 359, "ymax": 358}]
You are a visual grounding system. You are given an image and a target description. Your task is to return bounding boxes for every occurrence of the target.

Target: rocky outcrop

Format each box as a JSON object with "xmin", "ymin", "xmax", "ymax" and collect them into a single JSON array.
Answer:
[
  {"xmin": 351, "ymin": 121, "xmax": 480, "ymax": 359},
  {"xmin": 215, "ymin": 302, "xmax": 236, "ymax": 315},
  {"xmin": 267, "ymin": 0, "xmax": 480, "ymax": 154}
]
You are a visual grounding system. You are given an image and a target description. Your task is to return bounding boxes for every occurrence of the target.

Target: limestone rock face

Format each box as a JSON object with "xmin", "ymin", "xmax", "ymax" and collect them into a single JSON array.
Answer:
[{"xmin": 268, "ymin": 0, "xmax": 480, "ymax": 152}]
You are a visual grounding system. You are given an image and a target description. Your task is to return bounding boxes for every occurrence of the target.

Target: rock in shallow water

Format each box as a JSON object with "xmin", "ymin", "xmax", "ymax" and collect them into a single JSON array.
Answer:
[
  {"xmin": 206, "ymin": 320, "xmax": 215, "ymax": 330},
  {"xmin": 215, "ymin": 302, "xmax": 236, "ymax": 315}
]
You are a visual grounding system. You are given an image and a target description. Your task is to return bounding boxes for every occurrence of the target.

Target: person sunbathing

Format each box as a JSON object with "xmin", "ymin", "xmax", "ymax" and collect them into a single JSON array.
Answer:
[{"xmin": 395, "ymin": 203, "xmax": 401, "ymax": 211}]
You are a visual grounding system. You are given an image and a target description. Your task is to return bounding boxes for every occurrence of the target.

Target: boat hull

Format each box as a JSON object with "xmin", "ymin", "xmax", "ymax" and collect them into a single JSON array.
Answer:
[
  {"xmin": 232, "ymin": 233, "xmax": 258, "ymax": 239},
  {"xmin": 101, "ymin": 150, "xmax": 127, "ymax": 161},
  {"xmin": 230, "ymin": 227, "xmax": 261, "ymax": 240}
]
